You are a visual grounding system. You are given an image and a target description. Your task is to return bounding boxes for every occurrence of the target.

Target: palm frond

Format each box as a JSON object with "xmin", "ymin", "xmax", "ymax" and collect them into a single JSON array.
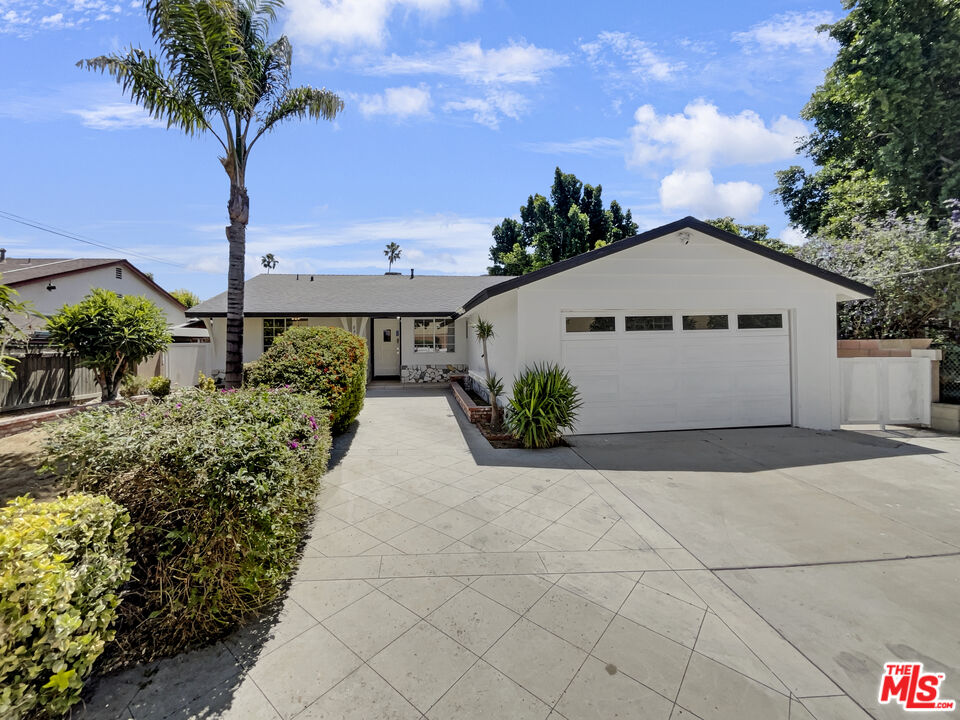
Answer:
[
  {"xmin": 254, "ymin": 86, "xmax": 344, "ymax": 141},
  {"xmin": 77, "ymin": 49, "xmax": 208, "ymax": 134}
]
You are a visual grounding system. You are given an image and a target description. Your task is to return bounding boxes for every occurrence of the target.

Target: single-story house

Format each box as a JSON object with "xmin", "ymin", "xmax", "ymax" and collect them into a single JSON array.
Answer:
[
  {"xmin": 187, "ymin": 217, "xmax": 873, "ymax": 434},
  {"xmin": 3, "ymin": 255, "xmax": 197, "ymax": 341}
]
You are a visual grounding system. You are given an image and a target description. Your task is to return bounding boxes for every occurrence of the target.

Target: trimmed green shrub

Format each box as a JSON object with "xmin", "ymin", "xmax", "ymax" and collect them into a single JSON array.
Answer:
[
  {"xmin": 42, "ymin": 388, "xmax": 331, "ymax": 669},
  {"xmin": 245, "ymin": 326, "xmax": 368, "ymax": 433},
  {"xmin": 0, "ymin": 494, "xmax": 132, "ymax": 719},
  {"xmin": 146, "ymin": 375, "xmax": 171, "ymax": 398},
  {"xmin": 119, "ymin": 374, "xmax": 146, "ymax": 398},
  {"xmin": 507, "ymin": 363, "xmax": 583, "ymax": 449}
]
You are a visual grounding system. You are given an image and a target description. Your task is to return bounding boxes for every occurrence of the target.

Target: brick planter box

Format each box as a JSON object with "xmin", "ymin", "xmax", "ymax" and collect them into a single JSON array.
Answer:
[{"xmin": 450, "ymin": 381, "xmax": 491, "ymax": 424}]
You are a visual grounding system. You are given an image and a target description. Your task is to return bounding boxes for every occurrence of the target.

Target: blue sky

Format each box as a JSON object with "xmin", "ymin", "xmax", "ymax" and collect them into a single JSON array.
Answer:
[{"xmin": 0, "ymin": 0, "xmax": 841, "ymax": 300}]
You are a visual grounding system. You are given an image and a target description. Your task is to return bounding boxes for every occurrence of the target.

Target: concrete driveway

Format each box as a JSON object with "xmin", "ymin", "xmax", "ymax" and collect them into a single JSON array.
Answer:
[
  {"xmin": 569, "ymin": 426, "xmax": 960, "ymax": 719},
  {"xmin": 80, "ymin": 389, "xmax": 959, "ymax": 720}
]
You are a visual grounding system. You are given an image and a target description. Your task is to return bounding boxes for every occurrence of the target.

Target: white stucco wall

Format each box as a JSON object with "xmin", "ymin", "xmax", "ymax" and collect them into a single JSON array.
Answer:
[
  {"xmin": 464, "ymin": 291, "xmax": 519, "ymax": 394},
  {"xmin": 468, "ymin": 229, "xmax": 857, "ymax": 431},
  {"xmin": 15, "ymin": 264, "xmax": 186, "ymax": 333}
]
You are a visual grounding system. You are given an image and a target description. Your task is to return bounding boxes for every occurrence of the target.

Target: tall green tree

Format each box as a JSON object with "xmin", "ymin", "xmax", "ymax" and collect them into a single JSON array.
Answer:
[
  {"xmin": 170, "ymin": 288, "xmax": 200, "ymax": 308},
  {"xmin": 488, "ymin": 167, "xmax": 638, "ymax": 275},
  {"xmin": 797, "ymin": 211, "xmax": 960, "ymax": 340},
  {"xmin": 0, "ymin": 280, "xmax": 33, "ymax": 381},
  {"xmin": 705, "ymin": 217, "xmax": 797, "ymax": 255},
  {"xmin": 79, "ymin": 0, "xmax": 344, "ymax": 387},
  {"xmin": 775, "ymin": 0, "xmax": 960, "ymax": 237},
  {"xmin": 47, "ymin": 290, "xmax": 172, "ymax": 401}
]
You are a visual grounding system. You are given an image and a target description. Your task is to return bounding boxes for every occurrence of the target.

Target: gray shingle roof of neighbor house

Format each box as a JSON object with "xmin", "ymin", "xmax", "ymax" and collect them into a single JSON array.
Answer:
[
  {"xmin": 0, "ymin": 257, "xmax": 189, "ymax": 309},
  {"xmin": 185, "ymin": 273, "xmax": 515, "ymax": 318},
  {"xmin": 458, "ymin": 216, "xmax": 875, "ymax": 312}
]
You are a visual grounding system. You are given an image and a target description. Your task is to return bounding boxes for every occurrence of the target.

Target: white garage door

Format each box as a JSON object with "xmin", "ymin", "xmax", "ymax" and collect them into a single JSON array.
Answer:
[{"xmin": 561, "ymin": 311, "xmax": 791, "ymax": 434}]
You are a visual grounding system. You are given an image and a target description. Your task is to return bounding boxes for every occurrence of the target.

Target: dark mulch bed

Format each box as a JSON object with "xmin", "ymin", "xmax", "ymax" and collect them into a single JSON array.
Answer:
[{"xmin": 477, "ymin": 421, "xmax": 522, "ymax": 449}]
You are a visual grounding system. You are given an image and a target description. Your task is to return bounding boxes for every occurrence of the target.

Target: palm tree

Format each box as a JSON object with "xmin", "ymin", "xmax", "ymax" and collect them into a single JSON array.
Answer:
[
  {"xmin": 79, "ymin": 0, "xmax": 343, "ymax": 387},
  {"xmin": 384, "ymin": 242, "xmax": 402, "ymax": 273},
  {"xmin": 261, "ymin": 252, "xmax": 279, "ymax": 273},
  {"xmin": 472, "ymin": 317, "xmax": 502, "ymax": 426}
]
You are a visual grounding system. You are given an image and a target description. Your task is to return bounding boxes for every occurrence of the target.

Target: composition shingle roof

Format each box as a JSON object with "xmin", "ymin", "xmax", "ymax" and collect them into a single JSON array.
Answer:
[
  {"xmin": 186, "ymin": 273, "xmax": 514, "ymax": 317},
  {"xmin": 0, "ymin": 258, "xmax": 119, "ymax": 285}
]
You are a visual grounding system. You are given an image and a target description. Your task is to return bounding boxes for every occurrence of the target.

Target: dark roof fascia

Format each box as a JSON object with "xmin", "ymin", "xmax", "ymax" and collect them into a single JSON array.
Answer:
[
  {"xmin": 458, "ymin": 216, "xmax": 875, "ymax": 314},
  {"xmin": 185, "ymin": 310, "xmax": 459, "ymax": 319},
  {"xmin": 7, "ymin": 259, "xmax": 189, "ymax": 311}
]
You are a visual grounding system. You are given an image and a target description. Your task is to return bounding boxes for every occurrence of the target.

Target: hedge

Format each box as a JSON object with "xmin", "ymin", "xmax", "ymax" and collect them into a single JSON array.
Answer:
[
  {"xmin": 0, "ymin": 494, "xmax": 132, "ymax": 719},
  {"xmin": 245, "ymin": 326, "xmax": 367, "ymax": 433},
  {"xmin": 42, "ymin": 388, "xmax": 332, "ymax": 669}
]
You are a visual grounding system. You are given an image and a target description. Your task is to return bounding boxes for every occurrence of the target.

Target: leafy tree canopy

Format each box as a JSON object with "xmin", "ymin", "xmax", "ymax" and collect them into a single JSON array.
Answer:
[
  {"xmin": 488, "ymin": 167, "xmax": 639, "ymax": 275},
  {"xmin": 170, "ymin": 288, "xmax": 200, "ymax": 308},
  {"xmin": 47, "ymin": 289, "xmax": 172, "ymax": 400},
  {"xmin": 798, "ymin": 210, "xmax": 960, "ymax": 340},
  {"xmin": 0, "ymin": 280, "xmax": 34, "ymax": 381},
  {"xmin": 775, "ymin": 0, "xmax": 960, "ymax": 237},
  {"xmin": 705, "ymin": 217, "xmax": 797, "ymax": 255}
]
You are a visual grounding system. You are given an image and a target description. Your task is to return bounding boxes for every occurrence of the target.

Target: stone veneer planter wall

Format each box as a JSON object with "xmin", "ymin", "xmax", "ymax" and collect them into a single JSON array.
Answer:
[{"xmin": 401, "ymin": 364, "xmax": 467, "ymax": 383}]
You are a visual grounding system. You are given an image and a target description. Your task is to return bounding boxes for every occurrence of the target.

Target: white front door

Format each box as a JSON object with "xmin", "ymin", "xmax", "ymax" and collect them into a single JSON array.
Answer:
[
  {"xmin": 373, "ymin": 318, "xmax": 400, "ymax": 376},
  {"xmin": 561, "ymin": 310, "xmax": 792, "ymax": 434}
]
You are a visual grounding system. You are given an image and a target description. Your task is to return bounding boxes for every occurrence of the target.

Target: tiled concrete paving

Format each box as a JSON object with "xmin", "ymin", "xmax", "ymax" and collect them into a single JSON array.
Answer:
[{"xmin": 80, "ymin": 387, "xmax": 892, "ymax": 720}]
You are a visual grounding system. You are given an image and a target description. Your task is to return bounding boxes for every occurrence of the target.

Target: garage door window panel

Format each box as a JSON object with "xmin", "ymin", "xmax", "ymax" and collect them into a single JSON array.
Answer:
[
  {"xmin": 682, "ymin": 314, "xmax": 729, "ymax": 331},
  {"xmin": 737, "ymin": 313, "xmax": 783, "ymax": 330},
  {"xmin": 626, "ymin": 315, "xmax": 673, "ymax": 332},
  {"xmin": 565, "ymin": 316, "xmax": 616, "ymax": 333}
]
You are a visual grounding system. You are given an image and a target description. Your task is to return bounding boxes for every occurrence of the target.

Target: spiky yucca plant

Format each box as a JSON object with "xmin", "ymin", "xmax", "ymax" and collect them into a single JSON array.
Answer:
[
  {"xmin": 79, "ymin": 0, "xmax": 343, "ymax": 387},
  {"xmin": 507, "ymin": 363, "xmax": 582, "ymax": 449}
]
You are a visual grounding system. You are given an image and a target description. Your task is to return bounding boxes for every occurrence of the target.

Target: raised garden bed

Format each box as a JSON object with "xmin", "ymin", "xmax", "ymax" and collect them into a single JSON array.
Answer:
[
  {"xmin": 450, "ymin": 378, "xmax": 491, "ymax": 424},
  {"xmin": 450, "ymin": 377, "xmax": 524, "ymax": 448}
]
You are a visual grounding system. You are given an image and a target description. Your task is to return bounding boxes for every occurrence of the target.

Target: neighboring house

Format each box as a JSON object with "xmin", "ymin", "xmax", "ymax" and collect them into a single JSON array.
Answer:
[
  {"xmin": 1, "ymin": 255, "xmax": 193, "ymax": 339},
  {"xmin": 188, "ymin": 217, "xmax": 873, "ymax": 434}
]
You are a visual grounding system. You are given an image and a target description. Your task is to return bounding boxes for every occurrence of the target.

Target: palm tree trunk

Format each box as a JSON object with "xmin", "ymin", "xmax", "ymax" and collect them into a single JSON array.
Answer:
[{"xmin": 224, "ymin": 182, "xmax": 248, "ymax": 388}]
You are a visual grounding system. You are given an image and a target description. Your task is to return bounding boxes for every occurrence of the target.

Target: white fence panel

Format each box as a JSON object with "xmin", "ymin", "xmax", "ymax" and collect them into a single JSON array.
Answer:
[
  {"xmin": 164, "ymin": 344, "xmax": 212, "ymax": 388},
  {"xmin": 839, "ymin": 357, "xmax": 931, "ymax": 426}
]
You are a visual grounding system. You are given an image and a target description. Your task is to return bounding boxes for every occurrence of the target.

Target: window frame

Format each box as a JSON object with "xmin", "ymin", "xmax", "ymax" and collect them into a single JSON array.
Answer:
[
  {"xmin": 563, "ymin": 313, "xmax": 617, "ymax": 335},
  {"xmin": 262, "ymin": 317, "xmax": 306, "ymax": 351},
  {"xmin": 681, "ymin": 314, "xmax": 731, "ymax": 332},
  {"xmin": 413, "ymin": 317, "xmax": 457, "ymax": 353},
  {"xmin": 625, "ymin": 315, "xmax": 674, "ymax": 332},
  {"xmin": 736, "ymin": 312, "xmax": 785, "ymax": 331}
]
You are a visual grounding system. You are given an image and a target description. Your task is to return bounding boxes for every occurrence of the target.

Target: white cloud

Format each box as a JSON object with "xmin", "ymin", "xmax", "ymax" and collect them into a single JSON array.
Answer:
[
  {"xmin": 68, "ymin": 103, "xmax": 165, "ymax": 130},
  {"xmin": 1, "ymin": 0, "xmax": 128, "ymax": 34},
  {"xmin": 581, "ymin": 31, "xmax": 683, "ymax": 82},
  {"xmin": 190, "ymin": 213, "xmax": 498, "ymax": 275},
  {"xmin": 659, "ymin": 169, "xmax": 764, "ymax": 218},
  {"xmin": 734, "ymin": 11, "xmax": 836, "ymax": 53},
  {"xmin": 357, "ymin": 85, "xmax": 432, "ymax": 119},
  {"xmin": 283, "ymin": 0, "xmax": 478, "ymax": 48},
  {"xmin": 370, "ymin": 40, "xmax": 568, "ymax": 85},
  {"xmin": 521, "ymin": 137, "xmax": 625, "ymax": 156},
  {"xmin": 628, "ymin": 100, "xmax": 806, "ymax": 169},
  {"xmin": 781, "ymin": 226, "xmax": 808, "ymax": 246},
  {"xmin": 443, "ymin": 89, "xmax": 526, "ymax": 129}
]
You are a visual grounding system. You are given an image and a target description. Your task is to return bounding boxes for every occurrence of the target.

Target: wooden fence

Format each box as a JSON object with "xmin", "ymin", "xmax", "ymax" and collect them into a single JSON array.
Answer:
[{"xmin": 0, "ymin": 349, "xmax": 100, "ymax": 413}]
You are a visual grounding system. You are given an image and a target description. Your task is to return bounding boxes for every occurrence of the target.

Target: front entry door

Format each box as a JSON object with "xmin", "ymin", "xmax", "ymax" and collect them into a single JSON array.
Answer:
[{"xmin": 373, "ymin": 318, "xmax": 400, "ymax": 376}]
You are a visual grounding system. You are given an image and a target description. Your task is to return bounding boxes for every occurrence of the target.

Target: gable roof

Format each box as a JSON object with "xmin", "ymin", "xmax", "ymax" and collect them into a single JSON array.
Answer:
[
  {"xmin": 1, "ymin": 257, "xmax": 189, "ymax": 310},
  {"xmin": 459, "ymin": 216, "xmax": 875, "ymax": 313},
  {"xmin": 186, "ymin": 273, "xmax": 513, "ymax": 318}
]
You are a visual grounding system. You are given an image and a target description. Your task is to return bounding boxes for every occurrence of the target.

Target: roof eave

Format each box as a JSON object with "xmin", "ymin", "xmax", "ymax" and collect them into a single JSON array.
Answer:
[{"xmin": 457, "ymin": 216, "xmax": 875, "ymax": 314}]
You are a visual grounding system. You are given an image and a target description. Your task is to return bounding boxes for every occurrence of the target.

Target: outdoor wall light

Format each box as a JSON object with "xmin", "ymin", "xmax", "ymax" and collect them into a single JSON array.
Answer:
[{"xmin": 45, "ymin": 282, "xmax": 56, "ymax": 291}]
